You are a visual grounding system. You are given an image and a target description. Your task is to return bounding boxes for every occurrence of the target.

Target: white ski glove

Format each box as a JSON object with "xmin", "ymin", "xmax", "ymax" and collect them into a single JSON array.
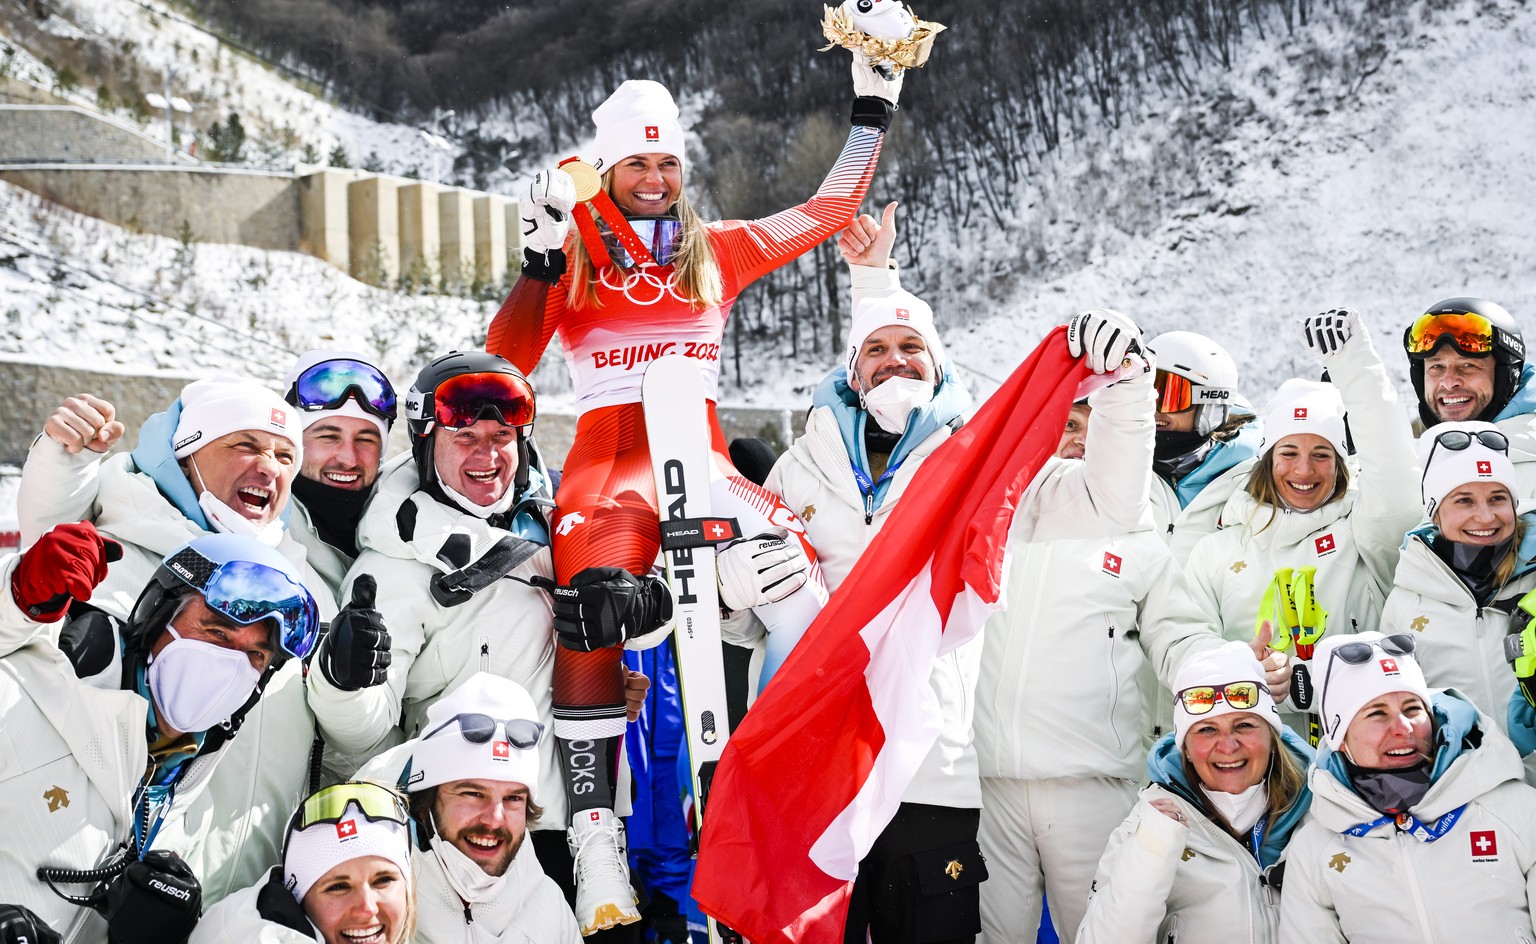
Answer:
[
  {"xmin": 716, "ymin": 529, "xmax": 810, "ymax": 612},
  {"xmin": 521, "ymin": 168, "xmax": 576, "ymax": 257},
  {"xmin": 1066, "ymin": 308, "xmax": 1143, "ymax": 374},
  {"xmin": 851, "ymin": 51, "xmax": 904, "ymax": 105},
  {"xmin": 1299, "ymin": 307, "xmax": 1361, "ymax": 359}
]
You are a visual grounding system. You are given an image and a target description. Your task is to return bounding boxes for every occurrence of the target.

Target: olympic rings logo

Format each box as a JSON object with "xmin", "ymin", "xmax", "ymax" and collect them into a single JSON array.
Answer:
[{"xmin": 599, "ymin": 263, "xmax": 690, "ymax": 306}]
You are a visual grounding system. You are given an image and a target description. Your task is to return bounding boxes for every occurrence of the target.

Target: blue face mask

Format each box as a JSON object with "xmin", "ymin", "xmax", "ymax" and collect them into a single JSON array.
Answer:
[{"xmin": 602, "ymin": 217, "xmax": 682, "ymax": 268}]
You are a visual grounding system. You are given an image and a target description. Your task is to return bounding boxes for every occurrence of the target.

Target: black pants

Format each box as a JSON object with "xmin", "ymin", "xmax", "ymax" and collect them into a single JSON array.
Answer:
[
  {"xmin": 843, "ymin": 803, "xmax": 987, "ymax": 944},
  {"xmin": 532, "ymin": 828, "xmax": 643, "ymax": 943}
]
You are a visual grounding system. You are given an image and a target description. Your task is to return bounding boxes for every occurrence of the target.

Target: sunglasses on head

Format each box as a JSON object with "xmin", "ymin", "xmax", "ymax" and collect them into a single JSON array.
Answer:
[
  {"xmin": 1430, "ymin": 428, "xmax": 1509, "ymax": 454},
  {"xmin": 1175, "ymin": 680, "xmax": 1261, "ymax": 715},
  {"xmin": 289, "ymin": 358, "xmax": 397, "ymax": 421},
  {"xmin": 1405, "ymin": 310, "xmax": 1496, "ymax": 358},
  {"xmin": 422, "ymin": 712, "xmax": 545, "ymax": 749},
  {"xmin": 431, "ymin": 372, "xmax": 536, "ymax": 431},
  {"xmin": 1329, "ymin": 633, "xmax": 1416, "ymax": 665}
]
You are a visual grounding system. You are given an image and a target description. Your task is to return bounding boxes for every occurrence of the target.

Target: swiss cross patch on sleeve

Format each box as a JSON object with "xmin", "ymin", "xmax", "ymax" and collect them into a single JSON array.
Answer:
[
  {"xmin": 1471, "ymin": 830, "xmax": 1499, "ymax": 860},
  {"xmin": 1101, "ymin": 551, "xmax": 1122, "ymax": 577},
  {"xmin": 1314, "ymin": 533, "xmax": 1337, "ymax": 556}
]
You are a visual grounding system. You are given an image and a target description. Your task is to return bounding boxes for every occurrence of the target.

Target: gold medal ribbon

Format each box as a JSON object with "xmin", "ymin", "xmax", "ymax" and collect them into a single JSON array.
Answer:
[{"xmin": 558, "ymin": 156, "xmax": 659, "ymax": 269}]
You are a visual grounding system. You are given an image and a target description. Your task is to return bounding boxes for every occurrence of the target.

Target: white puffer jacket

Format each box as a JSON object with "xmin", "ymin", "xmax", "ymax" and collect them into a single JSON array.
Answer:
[
  {"xmin": 305, "ymin": 455, "xmax": 568, "ymax": 824},
  {"xmin": 188, "ymin": 874, "xmax": 320, "ymax": 944},
  {"xmin": 770, "ymin": 362, "xmax": 1156, "ymax": 807},
  {"xmin": 6, "ymin": 451, "xmax": 337, "ymax": 905},
  {"xmin": 0, "ymin": 631, "xmax": 222, "ymax": 944},
  {"xmin": 1183, "ymin": 326, "xmax": 1422, "ymax": 726},
  {"xmin": 414, "ymin": 842, "xmax": 581, "ymax": 944},
  {"xmin": 1279, "ymin": 696, "xmax": 1536, "ymax": 942},
  {"xmin": 975, "ymin": 528, "xmax": 1221, "ymax": 782}
]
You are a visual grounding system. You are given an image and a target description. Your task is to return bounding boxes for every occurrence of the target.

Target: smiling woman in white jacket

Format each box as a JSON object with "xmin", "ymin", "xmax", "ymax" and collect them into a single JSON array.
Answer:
[
  {"xmin": 1279, "ymin": 632, "xmax": 1536, "ymax": 942},
  {"xmin": 1078, "ymin": 643, "xmax": 1313, "ymax": 944},
  {"xmin": 1184, "ymin": 310, "xmax": 1422, "ymax": 734}
]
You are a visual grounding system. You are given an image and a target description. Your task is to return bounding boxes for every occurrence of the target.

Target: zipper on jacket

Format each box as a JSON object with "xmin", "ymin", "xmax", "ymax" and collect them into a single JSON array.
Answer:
[
  {"xmin": 1105, "ymin": 615, "xmax": 1122, "ymax": 752},
  {"xmin": 1397, "ymin": 832, "xmax": 1436, "ymax": 944},
  {"xmin": 864, "ymin": 491, "xmax": 874, "ymax": 526},
  {"xmin": 480, "ymin": 636, "xmax": 491, "ymax": 673}
]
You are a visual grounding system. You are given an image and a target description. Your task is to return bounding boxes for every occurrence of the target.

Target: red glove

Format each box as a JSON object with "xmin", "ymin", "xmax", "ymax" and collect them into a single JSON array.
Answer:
[{"xmin": 10, "ymin": 522, "xmax": 123, "ymax": 622}]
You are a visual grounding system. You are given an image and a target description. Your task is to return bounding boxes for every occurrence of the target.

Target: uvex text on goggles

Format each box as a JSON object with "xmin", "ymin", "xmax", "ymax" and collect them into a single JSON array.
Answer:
[
  {"xmin": 427, "ymin": 372, "xmax": 537, "ymax": 431},
  {"xmin": 424, "ymin": 712, "xmax": 545, "ymax": 749},
  {"xmin": 1404, "ymin": 310, "xmax": 1497, "ymax": 358},
  {"xmin": 149, "ymin": 546, "xmax": 319, "ymax": 660},
  {"xmin": 289, "ymin": 358, "xmax": 398, "ymax": 421}
]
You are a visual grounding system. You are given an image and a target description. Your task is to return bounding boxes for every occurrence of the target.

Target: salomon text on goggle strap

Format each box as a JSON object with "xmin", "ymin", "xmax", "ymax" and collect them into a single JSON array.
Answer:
[
  {"xmin": 1429, "ymin": 427, "xmax": 1510, "ymax": 454},
  {"xmin": 294, "ymin": 781, "xmax": 410, "ymax": 832},
  {"xmin": 423, "ymin": 712, "xmax": 545, "ymax": 748},
  {"xmin": 158, "ymin": 547, "xmax": 320, "ymax": 659},
  {"xmin": 290, "ymin": 358, "xmax": 398, "ymax": 420},
  {"xmin": 431, "ymin": 372, "xmax": 536, "ymax": 430},
  {"xmin": 1175, "ymin": 681, "xmax": 1261, "ymax": 714},
  {"xmin": 1404, "ymin": 311, "xmax": 1497, "ymax": 357}
]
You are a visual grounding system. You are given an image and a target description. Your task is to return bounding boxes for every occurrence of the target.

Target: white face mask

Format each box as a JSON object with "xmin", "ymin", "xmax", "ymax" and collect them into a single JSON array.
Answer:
[
  {"xmin": 861, "ymin": 376, "xmax": 936, "ymax": 435},
  {"xmin": 429, "ymin": 826, "xmax": 510, "ymax": 903},
  {"xmin": 1200, "ymin": 780, "xmax": 1269, "ymax": 834},
  {"xmin": 146, "ymin": 625, "xmax": 261, "ymax": 734},
  {"xmin": 191, "ymin": 459, "xmax": 285, "ymax": 547},
  {"xmin": 435, "ymin": 458, "xmax": 519, "ymax": 519}
]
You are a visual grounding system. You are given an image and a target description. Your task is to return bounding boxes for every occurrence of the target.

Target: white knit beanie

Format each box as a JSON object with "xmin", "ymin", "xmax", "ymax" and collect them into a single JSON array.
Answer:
[
  {"xmin": 1172, "ymin": 641, "xmax": 1282, "ymax": 749},
  {"xmin": 845, "ymin": 291, "xmax": 946, "ymax": 384},
  {"xmin": 173, "ymin": 377, "xmax": 303, "ymax": 461},
  {"xmin": 282, "ymin": 349, "xmax": 394, "ymax": 439},
  {"xmin": 586, "ymin": 80, "xmax": 686, "ymax": 175},
  {"xmin": 1417, "ymin": 420, "xmax": 1519, "ymax": 519},
  {"xmin": 1315, "ymin": 631, "xmax": 1432, "ymax": 750},
  {"xmin": 403, "ymin": 673, "xmax": 544, "ymax": 802},
  {"xmin": 283, "ymin": 799, "xmax": 412, "ymax": 904},
  {"xmin": 1258, "ymin": 378, "xmax": 1348, "ymax": 457}
]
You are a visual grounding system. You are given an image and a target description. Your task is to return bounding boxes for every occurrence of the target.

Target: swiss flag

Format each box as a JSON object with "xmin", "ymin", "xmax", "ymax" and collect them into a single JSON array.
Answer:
[
  {"xmin": 645, "ymin": 125, "xmax": 660, "ymax": 141},
  {"xmin": 492, "ymin": 740, "xmax": 510, "ymax": 759},
  {"xmin": 1477, "ymin": 460, "xmax": 1493, "ymax": 475},
  {"xmin": 1380, "ymin": 658, "xmax": 1399, "ymax": 674},
  {"xmin": 1315, "ymin": 534, "xmax": 1335, "ymax": 555},
  {"xmin": 704, "ymin": 518, "xmax": 741, "ymax": 543},
  {"xmin": 336, "ymin": 819, "xmax": 357, "ymax": 840},
  {"xmin": 1472, "ymin": 830, "xmax": 1499, "ymax": 857},
  {"xmin": 1102, "ymin": 552, "xmax": 1122, "ymax": 577},
  {"xmin": 895, "ymin": 308, "xmax": 911, "ymax": 321},
  {"xmin": 693, "ymin": 329, "xmax": 1092, "ymax": 943},
  {"xmin": 1294, "ymin": 407, "xmax": 1308, "ymax": 419},
  {"xmin": 271, "ymin": 407, "xmax": 287, "ymax": 426}
]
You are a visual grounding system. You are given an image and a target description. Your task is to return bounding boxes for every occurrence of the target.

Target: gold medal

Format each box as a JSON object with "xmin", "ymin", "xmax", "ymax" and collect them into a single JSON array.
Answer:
[{"xmin": 558, "ymin": 158, "xmax": 603, "ymax": 203}]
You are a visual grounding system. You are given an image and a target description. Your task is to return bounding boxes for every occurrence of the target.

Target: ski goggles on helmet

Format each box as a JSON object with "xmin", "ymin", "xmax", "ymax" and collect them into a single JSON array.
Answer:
[
  {"xmin": 289, "ymin": 358, "xmax": 398, "ymax": 421},
  {"xmin": 602, "ymin": 217, "xmax": 682, "ymax": 268},
  {"xmin": 423, "ymin": 713, "xmax": 545, "ymax": 749},
  {"xmin": 151, "ymin": 545, "xmax": 320, "ymax": 660},
  {"xmin": 1154, "ymin": 369, "xmax": 1233, "ymax": 414},
  {"xmin": 431, "ymin": 371, "xmax": 536, "ymax": 431},
  {"xmin": 1175, "ymin": 680, "xmax": 1262, "ymax": 715},
  {"xmin": 1404, "ymin": 310, "xmax": 1497, "ymax": 358}
]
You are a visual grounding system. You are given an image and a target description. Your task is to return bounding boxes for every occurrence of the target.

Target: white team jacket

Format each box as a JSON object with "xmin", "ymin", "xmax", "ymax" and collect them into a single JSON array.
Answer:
[
  {"xmin": 413, "ymin": 842, "xmax": 581, "ymax": 944},
  {"xmin": 975, "ymin": 528, "xmax": 1221, "ymax": 783},
  {"xmin": 1279, "ymin": 700, "xmax": 1536, "ymax": 942},
  {"xmin": 1183, "ymin": 328, "xmax": 1422, "ymax": 709},
  {"xmin": 769, "ymin": 360, "xmax": 1156, "ymax": 807},
  {"xmin": 1499, "ymin": 409, "xmax": 1536, "ymax": 500},
  {"xmin": 1151, "ymin": 457, "xmax": 1256, "ymax": 566},
  {"xmin": 188, "ymin": 877, "xmax": 320, "ymax": 944},
  {"xmin": 305, "ymin": 455, "xmax": 569, "ymax": 825},
  {"xmin": 1076, "ymin": 783, "xmax": 1283, "ymax": 944}
]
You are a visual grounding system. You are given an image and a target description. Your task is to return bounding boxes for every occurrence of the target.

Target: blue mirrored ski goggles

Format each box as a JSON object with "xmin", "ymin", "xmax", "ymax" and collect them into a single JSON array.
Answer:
[
  {"xmin": 289, "ymin": 358, "xmax": 398, "ymax": 422},
  {"xmin": 602, "ymin": 217, "xmax": 682, "ymax": 268},
  {"xmin": 159, "ymin": 548, "xmax": 320, "ymax": 660}
]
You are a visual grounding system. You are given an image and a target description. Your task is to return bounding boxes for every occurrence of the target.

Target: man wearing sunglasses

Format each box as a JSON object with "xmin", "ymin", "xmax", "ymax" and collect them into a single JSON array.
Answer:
[
  {"xmin": 10, "ymin": 377, "xmax": 350, "ymax": 907},
  {"xmin": 1402, "ymin": 297, "xmax": 1536, "ymax": 495},
  {"xmin": 358, "ymin": 674, "xmax": 582, "ymax": 943},
  {"xmin": 0, "ymin": 531, "xmax": 320, "ymax": 944},
  {"xmin": 280, "ymin": 350, "xmax": 399, "ymax": 593}
]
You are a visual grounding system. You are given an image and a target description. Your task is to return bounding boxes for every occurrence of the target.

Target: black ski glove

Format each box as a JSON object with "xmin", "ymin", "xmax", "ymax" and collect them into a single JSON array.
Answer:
[
  {"xmin": 317, "ymin": 575, "xmax": 392, "ymax": 691},
  {"xmin": 101, "ymin": 850, "xmax": 201, "ymax": 944},
  {"xmin": 0, "ymin": 904, "xmax": 61, "ymax": 944},
  {"xmin": 551, "ymin": 567, "xmax": 673, "ymax": 652}
]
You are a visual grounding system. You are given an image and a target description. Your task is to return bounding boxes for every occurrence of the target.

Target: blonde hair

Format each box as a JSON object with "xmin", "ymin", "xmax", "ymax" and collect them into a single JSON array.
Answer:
[
  {"xmin": 565, "ymin": 173, "xmax": 722, "ymax": 312},
  {"xmin": 1243, "ymin": 444, "xmax": 1349, "ymax": 535},
  {"xmin": 1181, "ymin": 725, "xmax": 1306, "ymax": 837}
]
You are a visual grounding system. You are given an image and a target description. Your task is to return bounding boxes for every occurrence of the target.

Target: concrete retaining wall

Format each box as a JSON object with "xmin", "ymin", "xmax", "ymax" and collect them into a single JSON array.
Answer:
[
  {"xmin": 0, "ymin": 104, "xmax": 190, "ymax": 163},
  {"xmin": 0, "ymin": 358, "xmax": 199, "ymax": 465}
]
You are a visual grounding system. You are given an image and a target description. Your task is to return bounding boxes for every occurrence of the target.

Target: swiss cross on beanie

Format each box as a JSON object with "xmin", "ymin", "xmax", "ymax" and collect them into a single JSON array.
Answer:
[
  {"xmin": 173, "ymin": 377, "xmax": 304, "ymax": 462},
  {"xmin": 1259, "ymin": 379, "xmax": 1348, "ymax": 457},
  {"xmin": 403, "ymin": 673, "xmax": 544, "ymax": 802},
  {"xmin": 1417, "ymin": 420, "xmax": 1519, "ymax": 518},
  {"xmin": 1314, "ymin": 631, "xmax": 1431, "ymax": 750},
  {"xmin": 846, "ymin": 291, "xmax": 946, "ymax": 381},
  {"xmin": 284, "ymin": 799, "xmax": 411, "ymax": 905},
  {"xmin": 588, "ymin": 80, "xmax": 687, "ymax": 175}
]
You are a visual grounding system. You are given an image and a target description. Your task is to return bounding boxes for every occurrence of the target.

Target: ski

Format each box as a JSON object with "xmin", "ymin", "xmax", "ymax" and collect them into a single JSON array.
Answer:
[{"xmin": 643, "ymin": 354, "xmax": 738, "ymax": 944}]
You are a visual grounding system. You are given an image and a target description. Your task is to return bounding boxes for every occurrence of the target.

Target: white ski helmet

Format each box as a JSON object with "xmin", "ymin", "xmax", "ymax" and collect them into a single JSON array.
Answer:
[{"xmin": 1146, "ymin": 331, "xmax": 1240, "ymax": 437}]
